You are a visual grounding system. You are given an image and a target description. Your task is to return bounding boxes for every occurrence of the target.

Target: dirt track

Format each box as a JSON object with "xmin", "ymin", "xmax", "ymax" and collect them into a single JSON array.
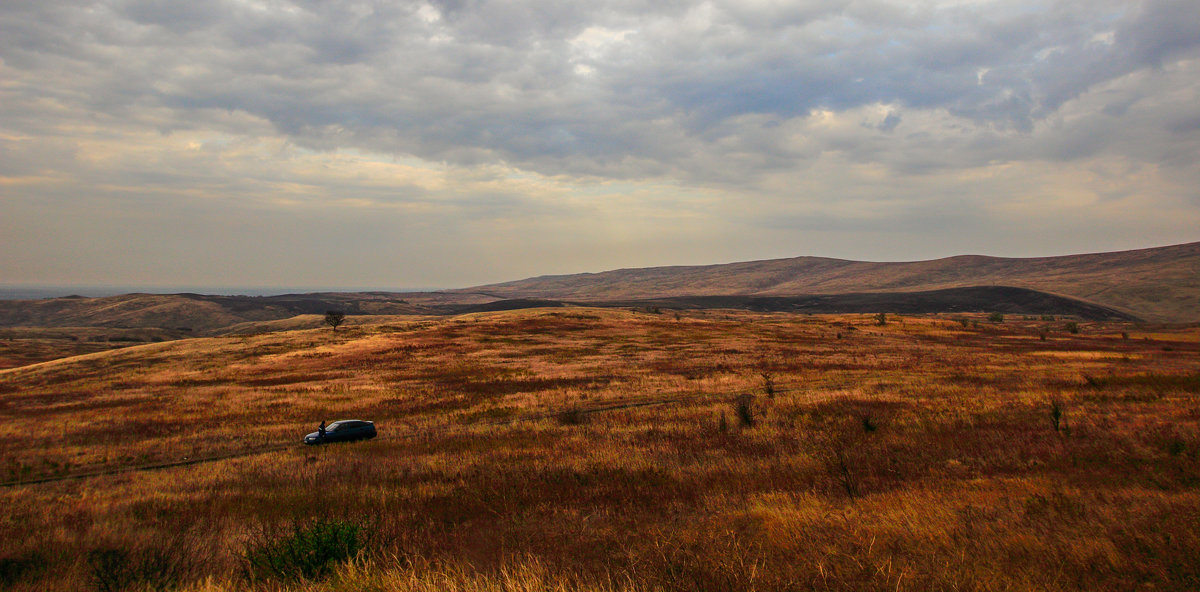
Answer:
[{"xmin": 0, "ymin": 392, "xmax": 714, "ymax": 488}]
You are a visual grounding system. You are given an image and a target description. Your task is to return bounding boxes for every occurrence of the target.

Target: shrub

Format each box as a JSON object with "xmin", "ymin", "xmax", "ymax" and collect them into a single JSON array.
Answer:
[
  {"xmin": 1065, "ymin": 321, "xmax": 1079, "ymax": 334},
  {"xmin": 861, "ymin": 414, "xmax": 878, "ymax": 433},
  {"xmin": 88, "ymin": 549, "xmax": 133, "ymax": 592},
  {"xmin": 1050, "ymin": 398, "xmax": 1068, "ymax": 434},
  {"xmin": 0, "ymin": 552, "xmax": 46, "ymax": 588},
  {"xmin": 243, "ymin": 518, "xmax": 367, "ymax": 582},
  {"xmin": 87, "ymin": 543, "xmax": 189, "ymax": 592},
  {"xmin": 734, "ymin": 395, "xmax": 755, "ymax": 428},
  {"xmin": 988, "ymin": 312, "xmax": 1005, "ymax": 323},
  {"xmin": 874, "ymin": 312, "xmax": 887, "ymax": 326},
  {"xmin": 557, "ymin": 408, "xmax": 588, "ymax": 426},
  {"xmin": 760, "ymin": 372, "xmax": 776, "ymax": 398}
]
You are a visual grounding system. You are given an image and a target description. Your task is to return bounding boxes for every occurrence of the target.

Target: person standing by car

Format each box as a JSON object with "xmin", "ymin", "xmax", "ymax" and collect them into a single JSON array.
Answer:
[{"xmin": 318, "ymin": 420, "xmax": 326, "ymax": 440}]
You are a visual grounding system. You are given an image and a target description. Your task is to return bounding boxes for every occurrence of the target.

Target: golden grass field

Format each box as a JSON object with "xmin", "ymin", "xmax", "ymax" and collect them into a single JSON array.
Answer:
[{"xmin": 0, "ymin": 308, "xmax": 1198, "ymax": 591}]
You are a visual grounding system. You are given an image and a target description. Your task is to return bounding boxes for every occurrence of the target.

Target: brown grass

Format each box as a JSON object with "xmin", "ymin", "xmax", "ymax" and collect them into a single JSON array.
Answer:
[{"xmin": 1, "ymin": 309, "xmax": 1198, "ymax": 590}]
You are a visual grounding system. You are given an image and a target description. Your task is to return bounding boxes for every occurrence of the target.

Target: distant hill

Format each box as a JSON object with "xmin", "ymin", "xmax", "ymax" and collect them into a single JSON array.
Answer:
[
  {"xmin": 462, "ymin": 242, "xmax": 1200, "ymax": 322},
  {"xmin": 0, "ymin": 292, "xmax": 453, "ymax": 334},
  {"xmin": 1, "ymin": 242, "xmax": 1194, "ymax": 332}
]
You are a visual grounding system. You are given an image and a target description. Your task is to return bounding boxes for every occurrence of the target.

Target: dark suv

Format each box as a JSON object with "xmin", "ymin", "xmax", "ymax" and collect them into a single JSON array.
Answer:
[{"xmin": 303, "ymin": 419, "xmax": 377, "ymax": 445}]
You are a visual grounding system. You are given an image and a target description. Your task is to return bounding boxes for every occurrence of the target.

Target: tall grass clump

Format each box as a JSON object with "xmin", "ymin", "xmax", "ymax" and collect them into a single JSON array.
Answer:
[
  {"xmin": 761, "ymin": 371, "xmax": 776, "ymax": 398},
  {"xmin": 243, "ymin": 518, "xmax": 367, "ymax": 582},
  {"xmin": 1050, "ymin": 398, "xmax": 1068, "ymax": 434},
  {"xmin": 0, "ymin": 551, "xmax": 47, "ymax": 588},
  {"xmin": 87, "ymin": 545, "xmax": 190, "ymax": 592},
  {"xmin": 557, "ymin": 408, "xmax": 588, "ymax": 426},
  {"xmin": 734, "ymin": 395, "xmax": 755, "ymax": 428}
]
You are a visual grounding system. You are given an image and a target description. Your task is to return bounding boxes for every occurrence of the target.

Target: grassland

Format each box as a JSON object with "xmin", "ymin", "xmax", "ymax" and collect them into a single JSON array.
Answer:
[
  {"xmin": 0, "ymin": 308, "xmax": 1198, "ymax": 591},
  {"xmin": 471, "ymin": 240, "xmax": 1200, "ymax": 322},
  {"xmin": 0, "ymin": 327, "xmax": 189, "ymax": 370}
]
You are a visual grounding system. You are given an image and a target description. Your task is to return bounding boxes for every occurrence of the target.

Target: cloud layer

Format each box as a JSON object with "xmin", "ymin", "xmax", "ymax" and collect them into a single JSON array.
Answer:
[{"xmin": 2, "ymin": 0, "xmax": 1198, "ymax": 288}]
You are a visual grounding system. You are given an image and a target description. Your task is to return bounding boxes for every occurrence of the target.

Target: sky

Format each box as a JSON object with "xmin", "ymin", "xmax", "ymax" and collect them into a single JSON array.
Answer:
[{"xmin": 2, "ymin": 0, "xmax": 1198, "ymax": 291}]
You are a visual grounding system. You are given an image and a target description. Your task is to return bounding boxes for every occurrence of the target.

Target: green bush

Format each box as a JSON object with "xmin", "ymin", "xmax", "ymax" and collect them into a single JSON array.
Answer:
[
  {"xmin": 243, "ymin": 519, "xmax": 366, "ymax": 581},
  {"xmin": 988, "ymin": 312, "xmax": 1005, "ymax": 323}
]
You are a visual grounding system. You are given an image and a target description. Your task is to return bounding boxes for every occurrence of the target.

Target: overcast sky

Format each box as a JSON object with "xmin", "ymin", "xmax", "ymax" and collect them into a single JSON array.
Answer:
[{"xmin": 2, "ymin": 0, "xmax": 1198, "ymax": 291}]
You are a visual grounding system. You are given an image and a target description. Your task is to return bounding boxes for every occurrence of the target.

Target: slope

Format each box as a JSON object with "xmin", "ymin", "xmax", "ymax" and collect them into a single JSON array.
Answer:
[{"xmin": 466, "ymin": 241, "xmax": 1200, "ymax": 322}]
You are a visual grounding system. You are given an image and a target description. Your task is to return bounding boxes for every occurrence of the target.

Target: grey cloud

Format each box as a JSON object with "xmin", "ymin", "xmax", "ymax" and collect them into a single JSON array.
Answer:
[{"xmin": 3, "ymin": 0, "xmax": 1199, "ymax": 186}]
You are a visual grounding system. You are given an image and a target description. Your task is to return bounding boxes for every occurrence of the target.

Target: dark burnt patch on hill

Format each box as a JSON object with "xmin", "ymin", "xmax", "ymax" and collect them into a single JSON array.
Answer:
[
  {"xmin": 607, "ymin": 286, "xmax": 1139, "ymax": 320},
  {"xmin": 438, "ymin": 286, "xmax": 1139, "ymax": 321}
]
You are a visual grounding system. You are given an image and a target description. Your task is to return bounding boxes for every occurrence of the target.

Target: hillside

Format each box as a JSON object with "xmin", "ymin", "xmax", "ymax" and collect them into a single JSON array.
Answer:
[
  {"xmin": 1, "ymin": 242, "xmax": 1194, "ymax": 334},
  {"xmin": 2, "ymin": 309, "xmax": 1198, "ymax": 590},
  {"xmin": 465, "ymin": 241, "xmax": 1200, "ymax": 322},
  {"xmin": 0, "ymin": 292, "xmax": 469, "ymax": 334}
]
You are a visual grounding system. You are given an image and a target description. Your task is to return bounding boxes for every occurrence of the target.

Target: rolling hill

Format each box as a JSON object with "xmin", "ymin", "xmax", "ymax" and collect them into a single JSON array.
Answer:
[
  {"xmin": 0, "ymin": 292, "xmax": 453, "ymax": 334},
  {"xmin": 1, "ymin": 242, "xmax": 1195, "ymax": 333},
  {"xmin": 462, "ymin": 241, "xmax": 1200, "ymax": 322}
]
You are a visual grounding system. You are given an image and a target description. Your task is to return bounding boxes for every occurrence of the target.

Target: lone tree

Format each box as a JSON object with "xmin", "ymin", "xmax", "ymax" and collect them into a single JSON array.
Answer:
[{"xmin": 324, "ymin": 310, "xmax": 346, "ymax": 332}]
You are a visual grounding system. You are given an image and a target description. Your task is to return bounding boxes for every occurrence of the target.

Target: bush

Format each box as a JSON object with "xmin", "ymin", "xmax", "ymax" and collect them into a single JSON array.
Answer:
[
  {"xmin": 557, "ymin": 408, "xmax": 588, "ymax": 426},
  {"xmin": 87, "ymin": 542, "xmax": 190, "ymax": 592},
  {"xmin": 1050, "ymin": 398, "xmax": 1068, "ymax": 434},
  {"xmin": 0, "ymin": 552, "xmax": 47, "ymax": 588},
  {"xmin": 88, "ymin": 549, "xmax": 133, "ymax": 592},
  {"xmin": 1065, "ymin": 321, "xmax": 1079, "ymax": 334},
  {"xmin": 760, "ymin": 372, "xmax": 776, "ymax": 398},
  {"xmin": 734, "ymin": 395, "xmax": 755, "ymax": 428},
  {"xmin": 988, "ymin": 312, "xmax": 1005, "ymax": 323},
  {"xmin": 243, "ymin": 518, "xmax": 367, "ymax": 582}
]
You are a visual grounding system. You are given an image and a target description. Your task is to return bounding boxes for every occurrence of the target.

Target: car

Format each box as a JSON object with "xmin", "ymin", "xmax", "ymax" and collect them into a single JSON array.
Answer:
[{"xmin": 303, "ymin": 419, "xmax": 377, "ymax": 445}]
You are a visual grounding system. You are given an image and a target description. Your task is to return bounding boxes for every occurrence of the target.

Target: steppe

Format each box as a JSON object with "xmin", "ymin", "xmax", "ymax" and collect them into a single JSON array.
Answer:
[{"xmin": 1, "ymin": 307, "xmax": 1198, "ymax": 591}]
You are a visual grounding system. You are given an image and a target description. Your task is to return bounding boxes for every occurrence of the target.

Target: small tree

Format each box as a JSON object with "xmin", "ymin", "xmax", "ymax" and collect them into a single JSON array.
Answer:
[
  {"xmin": 874, "ymin": 312, "xmax": 887, "ymax": 326},
  {"xmin": 324, "ymin": 311, "xmax": 346, "ymax": 332}
]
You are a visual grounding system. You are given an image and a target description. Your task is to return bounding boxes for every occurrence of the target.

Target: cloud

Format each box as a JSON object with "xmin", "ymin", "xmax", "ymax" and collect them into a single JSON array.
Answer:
[{"xmin": 1, "ymin": 0, "xmax": 1198, "ymax": 287}]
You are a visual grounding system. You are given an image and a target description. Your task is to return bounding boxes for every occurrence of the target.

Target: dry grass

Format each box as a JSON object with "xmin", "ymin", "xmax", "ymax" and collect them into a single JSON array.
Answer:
[{"xmin": 1, "ymin": 309, "xmax": 1198, "ymax": 591}]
